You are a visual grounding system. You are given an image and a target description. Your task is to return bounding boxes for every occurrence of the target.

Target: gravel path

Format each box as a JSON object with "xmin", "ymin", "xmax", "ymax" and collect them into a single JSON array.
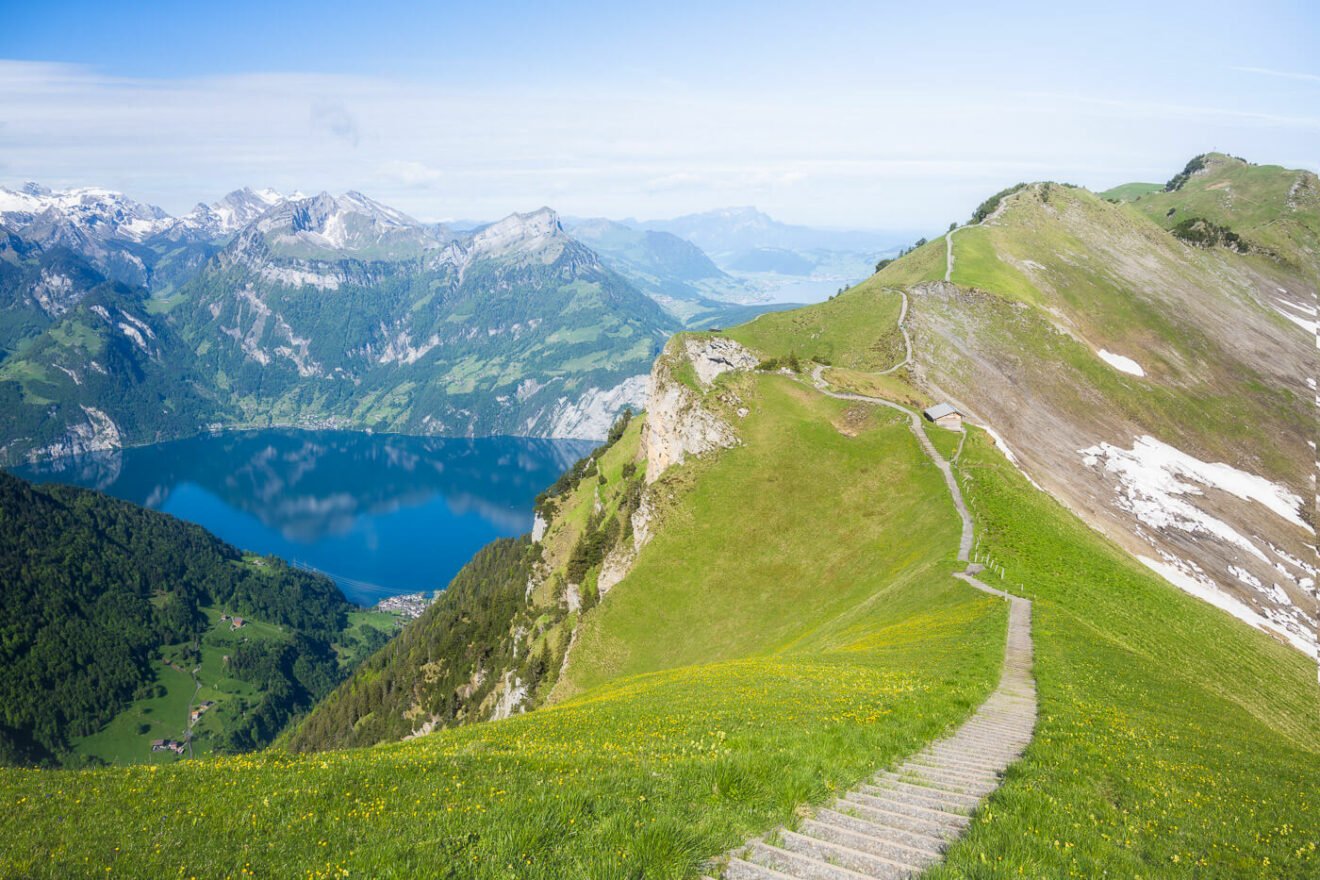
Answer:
[{"xmin": 877, "ymin": 290, "xmax": 912, "ymax": 376}]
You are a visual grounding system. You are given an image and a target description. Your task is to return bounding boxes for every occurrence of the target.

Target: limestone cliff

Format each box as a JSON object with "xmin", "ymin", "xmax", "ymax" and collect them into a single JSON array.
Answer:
[{"xmin": 641, "ymin": 336, "xmax": 755, "ymax": 484}]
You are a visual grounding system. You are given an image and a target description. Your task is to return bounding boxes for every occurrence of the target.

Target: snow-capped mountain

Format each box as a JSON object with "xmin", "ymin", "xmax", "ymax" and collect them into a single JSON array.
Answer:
[
  {"xmin": 0, "ymin": 183, "xmax": 172, "ymax": 243},
  {"xmin": 173, "ymin": 187, "xmax": 297, "ymax": 239},
  {"xmin": 237, "ymin": 191, "xmax": 443, "ymax": 259}
]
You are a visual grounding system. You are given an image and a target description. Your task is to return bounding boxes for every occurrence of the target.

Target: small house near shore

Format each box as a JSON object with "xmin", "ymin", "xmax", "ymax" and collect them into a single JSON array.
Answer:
[{"xmin": 923, "ymin": 403, "xmax": 963, "ymax": 430}]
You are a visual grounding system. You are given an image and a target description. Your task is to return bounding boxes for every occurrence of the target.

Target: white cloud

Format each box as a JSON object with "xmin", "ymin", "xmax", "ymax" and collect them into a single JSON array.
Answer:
[
  {"xmin": 376, "ymin": 160, "xmax": 445, "ymax": 186},
  {"xmin": 310, "ymin": 101, "xmax": 360, "ymax": 146},
  {"xmin": 0, "ymin": 60, "xmax": 1316, "ymax": 229},
  {"xmin": 1232, "ymin": 66, "xmax": 1320, "ymax": 84}
]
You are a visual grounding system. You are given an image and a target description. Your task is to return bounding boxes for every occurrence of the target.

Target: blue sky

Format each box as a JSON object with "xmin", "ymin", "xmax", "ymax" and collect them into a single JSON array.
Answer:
[{"xmin": 1, "ymin": 0, "xmax": 1316, "ymax": 229}]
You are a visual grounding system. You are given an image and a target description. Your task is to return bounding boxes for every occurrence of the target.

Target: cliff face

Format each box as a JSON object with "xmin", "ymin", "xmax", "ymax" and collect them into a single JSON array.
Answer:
[{"xmin": 641, "ymin": 336, "xmax": 755, "ymax": 483}]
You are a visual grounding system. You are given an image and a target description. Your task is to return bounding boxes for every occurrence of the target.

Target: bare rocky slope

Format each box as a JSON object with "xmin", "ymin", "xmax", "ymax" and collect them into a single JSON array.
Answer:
[{"xmin": 878, "ymin": 157, "xmax": 1316, "ymax": 657}]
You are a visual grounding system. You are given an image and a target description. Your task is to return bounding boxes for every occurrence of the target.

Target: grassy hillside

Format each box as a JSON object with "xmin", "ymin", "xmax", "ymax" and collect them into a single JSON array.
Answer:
[
  {"xmin": 929, "ymin": 430, "xmax": 1319, "ymax": 877},
  {"xmin": 0, "ymin": 371, "xmax": 1008, "ymax": 878},
  {"xmin": 937, "ymin": 182, "xmax": 1310, "ymax": 483},
  {"xmin": 1123, "ymin": 153, "xmax": 1320, "ymax": 279},
  {"xmin": 725, "ymin": 281, "xmax": 906, "ymax": 370},
  {"xmin": 558, "ymin": 374, "xmax": 962, "ymax": 696}
]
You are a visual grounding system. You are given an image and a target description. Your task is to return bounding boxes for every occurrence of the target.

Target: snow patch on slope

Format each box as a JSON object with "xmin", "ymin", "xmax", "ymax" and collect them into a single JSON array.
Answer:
[
  {"xmin": 1272, "ymin": 298, "xmax": 1317, "ymax": 335},
  {"xmin": 1138, "ymin": 554, "xmax": 1316, "ymax": 657},
  {"xmin": 1080, "ymin": 435, "xmax": 1309, "ymax": 531},
  {"xmin": 1097, "ymin": 349, "xmax": 1145, "ymax": 377}
]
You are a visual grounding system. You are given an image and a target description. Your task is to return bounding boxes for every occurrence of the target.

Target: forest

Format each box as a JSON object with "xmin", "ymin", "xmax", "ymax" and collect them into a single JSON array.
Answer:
[{"xmin": 0, "ymin": 470, "xmax": 358, "ymax": 765}]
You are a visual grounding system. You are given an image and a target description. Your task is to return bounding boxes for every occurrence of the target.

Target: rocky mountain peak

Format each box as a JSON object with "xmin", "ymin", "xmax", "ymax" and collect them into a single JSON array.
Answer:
[
  {"xmin": 176, "ymin": 187, "xmax": 290, "ymax": 238},
  {"xmin": 0, "ymin": 184, "xmax": 171, "ymax": 242},
  {"xmin": 469, "ymin": 207, "xmax": 563, "ymax": 257},
  {"xmin": 234, "ymin": 190, "xmax": 437, "ymax": 259}
]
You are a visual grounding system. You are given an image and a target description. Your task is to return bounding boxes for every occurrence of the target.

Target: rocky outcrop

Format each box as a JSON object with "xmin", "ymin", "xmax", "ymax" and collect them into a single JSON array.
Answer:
[
  {"xmin": 28, "ymin": 406, "xmax": 122, "ymax": 461},
  {"xmin": 544, "ymin": 374, "xmax": 649, "ymax": 440},
  {"xmin": 597, "ymin": 493, "xmax": 655, "ymax": 596},
  {"xmin": 641, "ymin": 336, "xmax": 753, "ymax": 484},
  {"xmin": 684, "ymin": 336, "xmax": 759, "ymax": 386},
  {"xmin": 488, "ymin": 670, "xmax": 529, "ymax": 721}
]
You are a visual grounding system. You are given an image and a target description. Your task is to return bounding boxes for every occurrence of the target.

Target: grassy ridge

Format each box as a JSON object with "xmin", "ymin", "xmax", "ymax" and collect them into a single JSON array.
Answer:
[
  {"xmin": 1128, "ymin": 154, "xmax": 1319, "ymax": 267},
  {"xmin": 0, "ymin": 373, "xmax": 1006, "ymax": 878},
  {"xmin": 940, "ymin": 183, "xmax": 1310, "ymax": 488},
  {"xmin": 725, "ymin": 283, "xmax": 906, "ymax": 370},
  {"xmin": 927, "ymin": 430, "xmax": 1319, "ymax": 878},
  {"xmin": 1099, "ymin": 181, "xmax": 1163, "ymax": 201},
  {"xmin": 560, "ymin": 374, "xmax": 963, "ymax": 695}
]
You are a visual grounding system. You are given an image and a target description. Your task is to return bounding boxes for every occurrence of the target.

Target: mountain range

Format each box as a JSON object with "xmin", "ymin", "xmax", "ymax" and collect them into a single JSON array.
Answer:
[
  {"xmin": 0, "ymin": 186, "xmax": 836, "ymax": 463},
  {"xmin": 0, "ymin": 184, "xmax": 901, "ymax": 465}
]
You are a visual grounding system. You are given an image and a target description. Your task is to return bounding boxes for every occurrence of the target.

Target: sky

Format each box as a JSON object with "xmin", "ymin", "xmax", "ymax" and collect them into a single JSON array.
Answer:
[{"xmin": 1, "ymin": 0, "xmax": 1317, "ymax": 231}]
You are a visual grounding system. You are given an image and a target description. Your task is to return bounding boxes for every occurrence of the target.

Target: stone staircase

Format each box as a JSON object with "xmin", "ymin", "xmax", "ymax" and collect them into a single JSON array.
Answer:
[
  {"xmin": 709, "ymin": 579, "xmax": 1035, "ymax": 880},
  {"xmin": 712, "ymin": 364, "xmax": 1040, "ymax": 879}
]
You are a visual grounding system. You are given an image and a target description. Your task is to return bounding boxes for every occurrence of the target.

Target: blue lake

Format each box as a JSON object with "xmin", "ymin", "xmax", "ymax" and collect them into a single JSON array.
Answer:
[{"xmin": 11, "ymin": 430, "xmax": 593, "ymax": 605}]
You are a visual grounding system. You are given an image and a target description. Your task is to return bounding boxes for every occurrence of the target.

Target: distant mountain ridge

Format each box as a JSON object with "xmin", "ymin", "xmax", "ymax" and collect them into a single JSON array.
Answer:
[
  {"xmin": 627, "ymin": 205, "xmax": 897, "ymax": 255},
  {"xmin": 619, "ymin": 206, "xmax": 917, "ymax": 303},
  {"xmin": 564, "ymin": 217, "xmax": 790, "ymax": 327},
  {"xmin": 0, "ymin": 185, "xmax": 685, "ymax": 462}
]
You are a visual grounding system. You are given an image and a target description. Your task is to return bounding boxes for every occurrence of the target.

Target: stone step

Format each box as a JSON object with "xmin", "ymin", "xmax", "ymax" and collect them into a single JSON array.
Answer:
[
  {"xmin": 841, "ymin": 792, "xmax": 971, "ymax": 828},
  {"xmin": 908, "ymin": 755, "xmax": 1004, "ymax": 774},
  {"xmin": 799, "ymin": 817, "xmax": 941, "ymax": 865},
  {"xmin": 956, "ymin": 720, "xmax": 1027, "ymax": 732},
  {"xmin": 950, "ymin": 729, "xmax": 1027, "ymax": 743},
  {"xmin": 937, "ymin": 738, "xmax": 1019, "ymax": 752},
  {"xmin": 932, "ymin": 742, "xmax": 1021, "ymax": 758},
  {"xmin": 864, "ymin": 780, "xmax": 982, "ymax": 808},
  {"xmin": 927, "ymin": 750, "xmax": 1023, "ymax": 768},
  {"xmin": 878, "ymin": 770, "xmax": 995, "ymax": 796},
  {"xmin": 830, "ymin": 798, "xmax": 963, "ymax": 839},
  {"xmin": 919, "ymin": 746, "xmax": 1012, "ymax": 764},
  {"xmin": 956, "ymin": 725, "xmax": 1032, "ymax": 737},
  {"xmin": 887, "ymin": 765, "xmax": 997, "ymax": 789},
  {"xmin": 943, "ymin": 736, "xmax": 1021, "ymax": 749},
  {"xmin": 777, "ymin": 829, "xmax": 918, "ymax": 878},
  {"xmin": 894, "ymin": 760, "xmax": 996, "ymax": 783},
  {"xmin": 943, "ymin": 731, "xmax": 1025, "ymax": 743},
  {"xmin": 723, "ymin": 857, "xmax": 800, "ymax": 880},
  {"xmin": 743, "ymin": 840, "xmax": 879, "ymax": 880},
  {"xmin": 857, "ymin": 783, "xmax": 979, "ymax": 813},
  {"xmin": 812, "ymin": 808, "xmax": 950, "ymax": 853}
]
